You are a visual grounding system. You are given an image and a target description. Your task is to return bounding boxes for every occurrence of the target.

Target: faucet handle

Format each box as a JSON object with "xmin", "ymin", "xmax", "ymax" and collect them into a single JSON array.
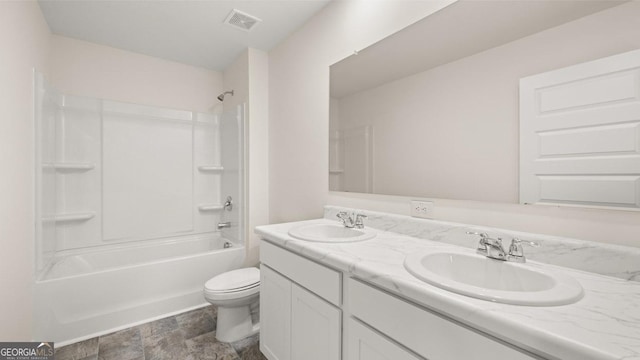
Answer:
[
  {"xmin": 513, "ymin": 238, "xmax": 540, "ymax": 247},
  {"xmin": 354, "ymin": 214, "xmax": 367, "ymax": 229},
  {"xmin": 466, "ymin": 231, "xmax": 489, "ymax": 238},
  {"xmin": 337, "ymin": 211, "xmax": 355, "ymax": 227},
  {"xmin": 336, "ymin": 211, "xmax": 351, "ymax": 222},
  {"xmin": 507, "ymin": 238, "xmax": 540, "ymax": 263},
  {"xmin": 466, "ymin": 231, "xmax": 489, "ymax": 255}
]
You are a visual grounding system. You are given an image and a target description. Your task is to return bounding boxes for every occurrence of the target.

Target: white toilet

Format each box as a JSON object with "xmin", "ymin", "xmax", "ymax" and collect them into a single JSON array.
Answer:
[{"xmin": 203, "ymin": 267, "xmax": 260, "ymax": 343}]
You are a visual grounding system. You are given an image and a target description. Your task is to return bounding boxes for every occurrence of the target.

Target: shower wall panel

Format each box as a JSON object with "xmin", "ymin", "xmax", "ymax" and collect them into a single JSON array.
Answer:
[
  {"xmin": 102, "ymin": 102, "xmax": 194, "ymax": 241},
  {"xmin": 194, "ymin": 112, "xmax": 222, "ymax": 233},
  {"xmin": 54, "ymin": 96, "xmax": 101, "ymax": 250},
  {"xmin": 35, "ymin": 75, "xmax": 229, "ymax": 277},
  {"xmin": 35, "ymin": 74, "xmax": 59, "ymax": 272}
]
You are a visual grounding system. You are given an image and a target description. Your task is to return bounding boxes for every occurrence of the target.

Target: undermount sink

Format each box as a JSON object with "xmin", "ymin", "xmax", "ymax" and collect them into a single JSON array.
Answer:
[
  {"xmin": 404, "ymin": 247, "xmax": 583, "ymax": 306},
  {"xmin": 288, "ymin": 223, "xmax": 377, "ymax": 243}
]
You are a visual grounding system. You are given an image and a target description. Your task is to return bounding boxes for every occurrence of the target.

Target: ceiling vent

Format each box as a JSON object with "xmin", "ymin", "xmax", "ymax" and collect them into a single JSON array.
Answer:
[{"xmin": 224, "ymin": 9, "xmax": 261, "ymax": 32}]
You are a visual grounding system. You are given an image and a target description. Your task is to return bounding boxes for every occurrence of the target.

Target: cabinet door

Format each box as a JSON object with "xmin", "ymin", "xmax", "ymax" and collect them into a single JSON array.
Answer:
[
  {"xmin": 291, "ymin": 283, "xmax": 341, "ymax": 360},
  {"xmin": 347, "ymin": 318, "xmax": 421, "ymax": 360},
  {"xmin": 260, "ymin": 265, "xmax": 292, "ymax": 360}
]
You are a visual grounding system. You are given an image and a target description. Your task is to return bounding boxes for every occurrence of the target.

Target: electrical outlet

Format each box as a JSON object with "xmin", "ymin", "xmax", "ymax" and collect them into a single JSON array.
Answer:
[{"xmin": 410, "ymin": 200, "xmax": 434, "ymax": 218}]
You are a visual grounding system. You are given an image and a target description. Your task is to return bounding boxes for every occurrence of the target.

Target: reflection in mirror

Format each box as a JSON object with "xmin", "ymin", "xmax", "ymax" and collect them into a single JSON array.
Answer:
[{"xmin": 329, "ymin": 0, "xmax": 640, "ymax": 206}]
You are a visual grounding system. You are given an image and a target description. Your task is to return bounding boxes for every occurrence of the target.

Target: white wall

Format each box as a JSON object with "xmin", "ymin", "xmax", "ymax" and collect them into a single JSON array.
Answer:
[
  {"xmin": 336, "ymin": 1, "xmax": 640, "ymax": 204},
  {"xmin": 269, "ymin": 0, "xmax": 456, "ymax": 223},
  {"xmin": 223, "ymin": 49, "xmax": 269, "ymax": 266},
  {"xmin": 270, "ymin": 1, "xmax": 640, "ymax": 248},
  {"xmin": 0, "ymin": 1, "xmax": 51, "ymax": 340},
  {"xmin": 51, "ymin": 35, "xmax": 223, "ymax": 113},
  {"xmin": 246, "ymin": 48, "xmax": 270, "ymax": 266}
]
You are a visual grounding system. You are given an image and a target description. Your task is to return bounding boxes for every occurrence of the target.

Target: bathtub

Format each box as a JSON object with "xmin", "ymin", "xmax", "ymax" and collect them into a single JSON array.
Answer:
[{"xmin": 33, "ymin": 234, "xmax": 245, "ymax": 345}]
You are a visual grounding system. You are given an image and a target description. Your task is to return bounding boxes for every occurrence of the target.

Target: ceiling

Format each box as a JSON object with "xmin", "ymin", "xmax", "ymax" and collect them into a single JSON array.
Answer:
[
  {"xmin": 330, "ymin": 0, "xmax": 626, "ymax": 98},
  {"xmin": 38, "ymin": 0, "xmax": 331, "ymax": 71}
]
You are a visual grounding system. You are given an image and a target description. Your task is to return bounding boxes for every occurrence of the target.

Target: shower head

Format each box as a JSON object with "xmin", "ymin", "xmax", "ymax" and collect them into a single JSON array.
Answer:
[{"xmin": 217, "ymin": 90, "xmax": 234, "ymax": 102}]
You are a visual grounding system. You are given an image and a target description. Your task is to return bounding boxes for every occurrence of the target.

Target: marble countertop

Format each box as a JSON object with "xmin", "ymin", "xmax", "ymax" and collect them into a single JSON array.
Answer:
[{"xmin": 255, "ymin": 218, "xmax": 640, "ymax": 360}]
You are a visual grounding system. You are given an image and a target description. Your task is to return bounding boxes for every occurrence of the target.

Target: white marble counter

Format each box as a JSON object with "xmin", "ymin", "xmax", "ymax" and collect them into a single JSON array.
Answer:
[{"xmin": 255, "ymin": 213, "xmax": 640, "ymax": 360}]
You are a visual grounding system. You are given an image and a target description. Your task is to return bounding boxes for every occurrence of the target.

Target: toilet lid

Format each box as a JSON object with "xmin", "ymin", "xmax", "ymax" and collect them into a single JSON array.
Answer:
[{"xmin": 205, "ymin": 267, "xmax": 260, "ymax": 293}]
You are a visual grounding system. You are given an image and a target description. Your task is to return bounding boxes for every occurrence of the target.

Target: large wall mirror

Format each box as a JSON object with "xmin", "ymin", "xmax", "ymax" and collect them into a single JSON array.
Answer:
[{"xmin": 329, "ymin": 0, "xmax": 640, "ymax": 208}]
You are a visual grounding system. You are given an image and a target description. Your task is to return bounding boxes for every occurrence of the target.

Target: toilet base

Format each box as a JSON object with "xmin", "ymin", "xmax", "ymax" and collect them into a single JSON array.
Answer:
[{"xmin": 215, "ymin": 305, "xmax": 260, "ymax": 343}]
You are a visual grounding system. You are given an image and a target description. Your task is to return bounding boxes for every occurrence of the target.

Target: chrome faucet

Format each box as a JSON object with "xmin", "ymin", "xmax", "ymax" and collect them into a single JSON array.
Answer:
[
  {"xmin": 217, "ymin": 222, "xmax": 231, "ymax": 230},
  {"xmin": 467, "ymin": 232, "xmax": 540, "ymax": 262},
  {"xmin": 467, "ymin": 231, "xmax": 507, "ymax": 260},
  {"xmin": 336, "ymin": 211, "xmax": 367, "ymax": 229}
]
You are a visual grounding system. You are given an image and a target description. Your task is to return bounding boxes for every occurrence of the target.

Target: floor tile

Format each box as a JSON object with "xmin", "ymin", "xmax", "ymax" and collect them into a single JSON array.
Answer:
[
  {"xmin": 231, "ymin": 334, "xmax": 266, "ymax": 360},
  {"xmin": 55, "ymin": 306, "xmax": 267, "ymax": 360},
  {"xmin": 143, "ymin": 328, "xmax": 193, "ymax": 360},
  {"xmin": 230, "ymin": 334, "xmax": 257, "ymax": 355},
  {"xmin": 137, "ymin": 316, "xmax": 179, "ymax": 338},
  {"xmin": 176, "ymin": 308, "xmax": 216, "ymax": 340},
  {"xmin": 237, "ymin": 345, "xmax": 267, "ymax": 360},
  {"xmin": 98, "ymin": 327, "xmax": 144, "ymax": 360},
  {"xmin": 185, "ymin": 332, "xmax": 239, "ymax": 360},
  {"xmin": 201, "ymin": 305, "xmax": 218, "ymax": 319},
  {"xmin": 55, "ymin": 338, "xmax": 99, "ymax": 360}
]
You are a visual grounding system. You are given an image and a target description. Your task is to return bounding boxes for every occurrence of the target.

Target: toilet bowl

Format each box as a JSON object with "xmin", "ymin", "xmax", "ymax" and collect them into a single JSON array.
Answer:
[{"xmin": 204, "ymin": 267, "xmax": 260, "ymax": 343}]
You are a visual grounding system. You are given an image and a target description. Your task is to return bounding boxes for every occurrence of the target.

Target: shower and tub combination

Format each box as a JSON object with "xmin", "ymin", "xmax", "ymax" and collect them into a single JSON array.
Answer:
[{"xmin": 33, "ymin": 73, "xmax": 248, "ymax": 345}]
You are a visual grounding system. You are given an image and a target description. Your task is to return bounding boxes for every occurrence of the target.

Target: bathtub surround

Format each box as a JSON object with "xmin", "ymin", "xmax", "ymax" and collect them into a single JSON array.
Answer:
[
  {"xmin": 34, "ymin": 84, "xmax": 232, "ymax": 256},
  {"xmin": 54, "ymin": 306, "xmax": 266, "ymax": 360},
  {"xmin": 256, "ymin": 210, "xmax": 640, "ymax": 359},
  {"xmin": 33, "ymin": 71, "xmax": 247, "ymax": 343}
]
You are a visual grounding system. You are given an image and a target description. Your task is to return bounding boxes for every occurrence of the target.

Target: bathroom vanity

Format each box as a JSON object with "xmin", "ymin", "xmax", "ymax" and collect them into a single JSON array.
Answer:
[{"xmin": 256, "ymin": 206, "xmax": 640, "ymax": 360}]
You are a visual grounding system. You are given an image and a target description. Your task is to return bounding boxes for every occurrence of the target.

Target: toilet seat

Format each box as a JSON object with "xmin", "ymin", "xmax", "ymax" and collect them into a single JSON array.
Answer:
[{"xmin": 204, "ymin": 267, "xmax": 260, "ymax": 301}]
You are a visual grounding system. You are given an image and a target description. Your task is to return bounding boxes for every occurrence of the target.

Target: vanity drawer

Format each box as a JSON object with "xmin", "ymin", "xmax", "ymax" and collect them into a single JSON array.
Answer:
[
  {"xmin": 260, "ymin": 240, "xmax": 341, "ymax": 306},
  {"xmin": 348, "ymin": 278, "xmax": 539, "ymax": 360},
  {"xmin": 348, "ymin": 318, "xmax": 422, "ymax": 360}
]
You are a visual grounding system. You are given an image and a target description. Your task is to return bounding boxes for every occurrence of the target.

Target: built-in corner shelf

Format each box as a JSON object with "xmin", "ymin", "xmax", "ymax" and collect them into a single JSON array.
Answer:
[
  {"xmin": 329, "ymin": 169, "xmax": 344, "ymax": 174},
  {"xmin": 198, "ymin": 165, "xmax": 224, "ymax": 172},
  {"xmin": 43, "ymin": 212, "xmax": 96, "ymax": 223},
  {"xmin": 43, "ymin": 163, "xmax": 96, "ymax": 172},
  {"xmin": 198, "ymin": 204, "xmax": 224, "ymax": 212}
]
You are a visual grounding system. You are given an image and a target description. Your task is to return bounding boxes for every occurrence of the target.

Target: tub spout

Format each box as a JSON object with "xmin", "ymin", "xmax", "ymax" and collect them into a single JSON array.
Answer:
[{"xmin": 217, "ymin": 222, "xmax": 231, "ymax": 230}]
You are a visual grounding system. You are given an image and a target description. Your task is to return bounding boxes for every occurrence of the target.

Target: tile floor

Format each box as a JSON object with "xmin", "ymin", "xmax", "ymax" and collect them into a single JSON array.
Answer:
[{"xmin": 54, "ymin": 306, "xmax": 266, "ymax": 360}]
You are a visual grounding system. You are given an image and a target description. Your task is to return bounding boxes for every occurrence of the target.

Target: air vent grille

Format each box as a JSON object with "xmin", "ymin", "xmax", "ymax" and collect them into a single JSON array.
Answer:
[{"xmin": 224, "ymin": 9, "xmax": 261, "ymax": 32}]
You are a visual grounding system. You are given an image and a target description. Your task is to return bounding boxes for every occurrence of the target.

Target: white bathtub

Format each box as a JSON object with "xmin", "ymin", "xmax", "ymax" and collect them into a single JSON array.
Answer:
[{"xmin": 33, "ymin": 234, "xmax": 245, "ymax": 345}]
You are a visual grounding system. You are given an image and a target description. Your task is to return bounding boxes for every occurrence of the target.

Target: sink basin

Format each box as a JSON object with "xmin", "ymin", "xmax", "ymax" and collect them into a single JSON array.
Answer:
[
  {"xmin": 288, "ymin": 223, "xmax": 377, "ymax": 243},
  {"xmin": 404, "ymin": 248, "xmax": 583, "ymax": 306}
]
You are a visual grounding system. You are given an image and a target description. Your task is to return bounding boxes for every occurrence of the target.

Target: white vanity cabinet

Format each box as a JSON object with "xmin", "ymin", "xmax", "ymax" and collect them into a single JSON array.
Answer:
[
  {"xmin": 347, "ymin": 278, "xmax": 541, "ymax": 360},
  {"xmin": 260, "ymin": 265, "xmax": 292, "ymax": 360},
  {"xmin": 347, "ymin": 318, "xmax": 421, "ymax": 360},
  {"xmin": 259, "ymin": 238, "xmax": 543, "ymax": 360},
  {"xmin": 260, "ymin": 241, "xmax": 342, "ymax": 360}
]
